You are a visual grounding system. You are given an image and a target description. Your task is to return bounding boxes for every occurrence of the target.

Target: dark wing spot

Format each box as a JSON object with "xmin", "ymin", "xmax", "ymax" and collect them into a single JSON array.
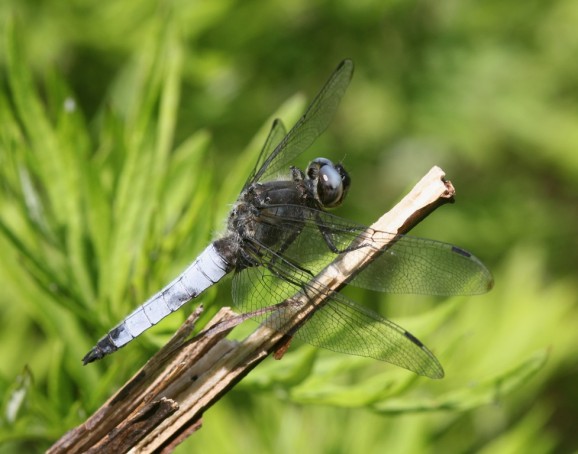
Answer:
[
  {"xmin": 451, "ymin": 245, "xmax": 471, "ymax": 258},
  {"xmin": 403, "ymin": 330, "xmax": 424, "ymax": 348}
]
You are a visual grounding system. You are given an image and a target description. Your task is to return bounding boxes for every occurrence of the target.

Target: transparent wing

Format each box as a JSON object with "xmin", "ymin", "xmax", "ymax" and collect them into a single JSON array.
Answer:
[
  {"xmin": 232, "ymin": 241, "xmax": 444, "ymax": 378},
  {"xmin": 246, "ymin": 59, "xmax": 354, "ymax": 187},
  {"xmin": 243, "ymin": 119, "xmax": 287, "ymax": 191},
  {"xmin": 255, "ymin": 205, "xmax": 494, "ymax": 296}
]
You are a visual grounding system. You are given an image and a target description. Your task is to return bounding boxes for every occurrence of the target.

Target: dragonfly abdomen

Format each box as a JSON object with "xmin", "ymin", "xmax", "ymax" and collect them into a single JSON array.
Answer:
[{"xmin": 82, "ymin": 243, "xmax": 230, "ymax": 364}]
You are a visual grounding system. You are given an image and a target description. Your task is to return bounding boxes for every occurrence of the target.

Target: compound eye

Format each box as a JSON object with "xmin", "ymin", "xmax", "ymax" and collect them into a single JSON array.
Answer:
[
  {"xmin": 306, "ymin": 158, "xmax": 350, "ymax": 208},
  {"xmin": 318, "ymin": 163, "xmax": 345, "ymax": 208}
]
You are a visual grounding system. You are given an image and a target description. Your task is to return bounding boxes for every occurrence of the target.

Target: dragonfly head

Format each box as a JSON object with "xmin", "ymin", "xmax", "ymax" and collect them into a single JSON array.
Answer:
[{"xmin": 306, "ymin": 157, "xmax": 351, "ymax": 208}]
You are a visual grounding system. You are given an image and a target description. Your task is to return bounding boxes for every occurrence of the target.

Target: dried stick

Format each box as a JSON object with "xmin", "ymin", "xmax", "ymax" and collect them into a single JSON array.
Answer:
[{"xmin": 48, "ymin": 166, "xmax": 454, "ymax": 454}]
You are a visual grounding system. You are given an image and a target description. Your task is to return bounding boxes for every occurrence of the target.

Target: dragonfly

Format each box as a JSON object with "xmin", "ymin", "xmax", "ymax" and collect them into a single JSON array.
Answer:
[{"xmin": 83, "ymin": 59, "xmax": 493, "ymax": 378}]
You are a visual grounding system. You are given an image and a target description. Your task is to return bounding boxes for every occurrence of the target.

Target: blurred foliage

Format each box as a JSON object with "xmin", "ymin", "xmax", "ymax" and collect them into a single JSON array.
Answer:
[{"xmin": 0, "ymin": 0, "xmax": 577, "ymax": 453}]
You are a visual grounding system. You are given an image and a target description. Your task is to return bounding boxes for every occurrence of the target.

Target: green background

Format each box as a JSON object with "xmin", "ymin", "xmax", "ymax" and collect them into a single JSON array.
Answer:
[{"xmin": 0, "ymin": 1, "xmax": 576, "ymax": 452}]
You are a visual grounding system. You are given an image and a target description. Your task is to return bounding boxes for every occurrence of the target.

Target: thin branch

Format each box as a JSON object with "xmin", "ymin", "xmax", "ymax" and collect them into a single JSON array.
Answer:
[{"xmin": 48, "ymin": 166, "xmax": 454, "ymax": 454}]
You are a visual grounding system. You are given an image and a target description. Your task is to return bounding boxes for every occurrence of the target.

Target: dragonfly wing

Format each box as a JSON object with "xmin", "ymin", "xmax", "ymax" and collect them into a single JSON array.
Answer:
[
  {"xmin": 256, "ymin": 206, "xmax": 494, "ymax": 296},
  {"xmin": 231, "ymin": 240, "xmax": 444, "ymax": 378},
  {"xmin": 249, "ymin": 60, "xmax": 354, "ymax": 186},
  {"xmin": 243, "ymin": 119, "xmax": 287, "ymax": 191},
  {"xmin": 345, "ymin": 236, "xmax": 494, "ymax": 295},
  {"xmin": 294, "ymin": 287, "xmax": 444, "ymax": 378}
]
